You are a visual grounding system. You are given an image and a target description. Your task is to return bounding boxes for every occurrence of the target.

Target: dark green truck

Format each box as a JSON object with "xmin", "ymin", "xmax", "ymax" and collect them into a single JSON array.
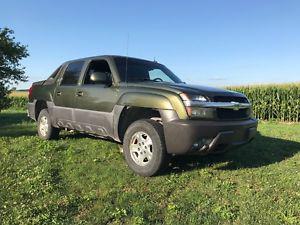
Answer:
[{"xmin": 27, "ymin": 55, "xmax": 258, "ymax": 176}]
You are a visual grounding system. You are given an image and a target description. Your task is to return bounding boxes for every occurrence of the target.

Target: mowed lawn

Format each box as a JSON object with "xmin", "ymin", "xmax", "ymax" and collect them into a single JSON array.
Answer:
[{"xmin": 0, "ymin": 110, "xmax": 299, "ymax": 225}]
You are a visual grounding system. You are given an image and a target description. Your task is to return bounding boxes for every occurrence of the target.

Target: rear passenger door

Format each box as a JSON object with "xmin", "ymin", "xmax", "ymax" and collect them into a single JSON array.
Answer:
[{"xmin": 52, "ymin": 60, "xmax": 85, "ymax": 126}]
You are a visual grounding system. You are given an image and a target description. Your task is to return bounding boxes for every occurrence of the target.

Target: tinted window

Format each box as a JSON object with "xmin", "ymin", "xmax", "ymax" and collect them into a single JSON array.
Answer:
[
  {"xmin": 84, "ymin": 60, "xmax": 111, "ymax": 84},
  {"xmin": 61, "ymin": 61, "xmax": 84, "ymax": 85},
  {"xmin": 149, "ymin": 69, "xmax": 174, "ymax": 82},
  {"xmin": 48, "ymin": 66, "xmax": 62, "ymax": 80},
  {"xmin": 114, "ymin": 57, "xmax": 182, "ymax": 83}
]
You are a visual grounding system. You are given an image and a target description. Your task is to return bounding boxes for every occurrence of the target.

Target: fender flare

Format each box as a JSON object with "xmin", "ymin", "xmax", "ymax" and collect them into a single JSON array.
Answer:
[{"xmin": 117, "ymin": 92, "xmax": 174, "ymax": 110}]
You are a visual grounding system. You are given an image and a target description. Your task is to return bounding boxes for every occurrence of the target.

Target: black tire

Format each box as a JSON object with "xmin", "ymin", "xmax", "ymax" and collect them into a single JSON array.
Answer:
[
  {"xmin": 123, "ymin": 119, "xmax": 169, "ymax": 177},
  {"xmin": 37, "ymin": 109, "xmax": 60, "ymax": 140}
]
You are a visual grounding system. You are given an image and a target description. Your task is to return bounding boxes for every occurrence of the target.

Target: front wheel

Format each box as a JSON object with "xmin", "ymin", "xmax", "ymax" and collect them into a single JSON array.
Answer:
[
  {"xmin": 37, "ymin": 109, "xmax": 60, "ymax": 140},
  {"xmin": 123, "ymin": 119, "xmax": 169, "ymax": 177}
]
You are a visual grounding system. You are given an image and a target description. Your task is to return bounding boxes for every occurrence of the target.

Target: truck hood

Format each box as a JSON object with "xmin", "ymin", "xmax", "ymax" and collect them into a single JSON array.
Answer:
[{"xmin": 125, "ymin": 82, "xmax": 246, "ymax": 99}]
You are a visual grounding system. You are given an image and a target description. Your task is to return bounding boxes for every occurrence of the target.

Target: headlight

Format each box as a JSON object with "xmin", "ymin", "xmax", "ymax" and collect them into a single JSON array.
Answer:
[
  {"xmin": 179, "ymin": 93, "xmax": 214, "ymax": 119},
  {"xmin": 180, "ymin": 93, "xmax": 208, "ymax": 105}
]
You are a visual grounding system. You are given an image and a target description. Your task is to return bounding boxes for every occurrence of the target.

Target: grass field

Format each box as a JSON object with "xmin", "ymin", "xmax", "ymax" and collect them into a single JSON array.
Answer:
[{"xmin": 0, "ymin": 110, "xmax": 299, "ymax": 225}]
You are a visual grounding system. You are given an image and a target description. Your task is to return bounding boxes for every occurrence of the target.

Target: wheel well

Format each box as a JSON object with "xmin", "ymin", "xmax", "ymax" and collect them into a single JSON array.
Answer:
[
  {"xmin": 118, "ymin": 107, "xmax": 161, "ymax": 142},
  {"xmin": 35, "ymin": 100, "xmax": 48, "ymax": 120}
]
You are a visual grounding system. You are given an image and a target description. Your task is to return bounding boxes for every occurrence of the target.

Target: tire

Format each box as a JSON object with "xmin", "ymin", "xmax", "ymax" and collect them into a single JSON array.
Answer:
[
  {"xmin": 123, "ymin": 119, "xmax": 169, "ymax": 177},
  {"xmin": 37, "ymin": 109, "xmax": 60, "ymax": 140}
]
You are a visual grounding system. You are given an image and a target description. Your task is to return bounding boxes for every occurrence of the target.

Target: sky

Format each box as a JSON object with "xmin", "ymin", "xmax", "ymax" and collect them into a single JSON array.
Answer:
[{"xmin": 1, "ymin": 0, "xmax": 300, "ymax": 89}]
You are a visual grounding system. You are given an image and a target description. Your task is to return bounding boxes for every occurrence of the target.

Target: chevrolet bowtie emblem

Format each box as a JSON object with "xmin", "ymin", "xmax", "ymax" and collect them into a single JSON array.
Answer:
[{"xmin": 231, "ymin": 102, "xmax": 240, "ymax": 110}]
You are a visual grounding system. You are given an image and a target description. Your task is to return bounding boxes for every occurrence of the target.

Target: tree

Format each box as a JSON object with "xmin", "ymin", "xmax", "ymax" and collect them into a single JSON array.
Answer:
[{"xmin": 0, "ymin": 27, "xmax": 29, "ymax": 111}]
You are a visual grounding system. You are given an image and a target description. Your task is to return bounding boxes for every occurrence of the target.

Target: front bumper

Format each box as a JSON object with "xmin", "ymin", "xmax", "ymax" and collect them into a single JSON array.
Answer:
[{"xmin": 163, "ymin": 118, "xmax": 258, "ymax": 155}]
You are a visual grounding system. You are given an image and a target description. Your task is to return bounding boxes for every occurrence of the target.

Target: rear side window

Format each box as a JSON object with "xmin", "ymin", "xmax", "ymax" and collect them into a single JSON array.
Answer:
[
  {"xmin": 61, "ymin": 61, "xmax": 85, "ymax": 85},
  {"xmin": 48, "ymin": 66, "xmax": 62, "ymax": 80}
]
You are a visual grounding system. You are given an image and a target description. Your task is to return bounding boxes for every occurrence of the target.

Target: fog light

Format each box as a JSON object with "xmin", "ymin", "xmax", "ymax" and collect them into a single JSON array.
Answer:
[
  {"xmin": 192, "ymin": 138, "xmax": 213, "ymax": 151},
  {"xmin": 192, "ymin": 143, "xmax": 200, "ymax": 148}
]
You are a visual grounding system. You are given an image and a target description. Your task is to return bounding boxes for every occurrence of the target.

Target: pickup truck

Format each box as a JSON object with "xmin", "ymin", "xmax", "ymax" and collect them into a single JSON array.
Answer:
[{"xmin": 27, "ymin": 55, "xmax": 258, "ymax": 176}]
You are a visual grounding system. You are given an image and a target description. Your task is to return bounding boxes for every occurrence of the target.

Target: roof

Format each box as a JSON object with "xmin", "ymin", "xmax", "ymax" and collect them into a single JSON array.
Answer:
[{"xmin": 63, "ymin": 55, "xmax": 156, "ymax": 65}]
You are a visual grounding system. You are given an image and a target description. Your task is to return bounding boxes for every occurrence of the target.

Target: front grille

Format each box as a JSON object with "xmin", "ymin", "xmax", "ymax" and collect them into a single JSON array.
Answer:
[
  {"xmin": 214, "ymin": 96, "xmax": 248, "ymax": 103},
  {"xmin": 217, "ymin": 108, "xmax": 250, "ymax": 120}
]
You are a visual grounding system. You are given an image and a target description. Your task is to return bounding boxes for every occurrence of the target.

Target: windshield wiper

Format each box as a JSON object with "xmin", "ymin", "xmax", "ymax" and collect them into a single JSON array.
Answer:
[
  {"xmin": 129, "ymin": 78, "xmax": 168, "ymax": 83},
  {"xmin": 130, "ymin": 78, "xmax": 154, "ymax": 83}
]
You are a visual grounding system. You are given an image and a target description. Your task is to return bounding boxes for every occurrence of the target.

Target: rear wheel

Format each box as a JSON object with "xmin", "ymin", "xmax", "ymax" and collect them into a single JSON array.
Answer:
[
  {"xmin": 123, "ymin": 119, "xmax": 169, "ymax": 176},
  {"xmin": 37, "ymin": 109, "xmax": 60, "ymax": 140}
]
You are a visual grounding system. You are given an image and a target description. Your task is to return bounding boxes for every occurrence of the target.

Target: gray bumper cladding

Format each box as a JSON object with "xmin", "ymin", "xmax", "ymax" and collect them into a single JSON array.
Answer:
[{"xmin": 163, "ymin": 118, "xmax": 258, "ymax": 155}]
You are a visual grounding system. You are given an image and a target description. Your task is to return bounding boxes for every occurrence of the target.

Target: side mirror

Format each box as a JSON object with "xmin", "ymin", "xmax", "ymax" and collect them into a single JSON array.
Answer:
[{"xmin": 90, "ymin": 72, "xmax": 111, "ymax": 85}]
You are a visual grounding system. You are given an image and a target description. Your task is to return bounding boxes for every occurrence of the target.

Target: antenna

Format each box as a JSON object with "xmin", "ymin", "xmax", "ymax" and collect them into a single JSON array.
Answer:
[{"xmin": 125, "ymin": 34, "xmax": 129, "ymax": 86}]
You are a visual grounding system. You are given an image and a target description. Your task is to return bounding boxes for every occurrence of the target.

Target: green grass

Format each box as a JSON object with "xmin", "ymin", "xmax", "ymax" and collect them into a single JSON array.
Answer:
[{"xmin": 0, "ymin": 110, "xmax": 299, "ymax": 225}]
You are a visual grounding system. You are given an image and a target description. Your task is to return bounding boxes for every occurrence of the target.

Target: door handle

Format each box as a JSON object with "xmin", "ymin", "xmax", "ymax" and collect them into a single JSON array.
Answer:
[
  {"xmin": 56, "ymin": 91, "xmax": 62, "ymax": 96},
  {"xmin": 76, "ymin": 91, "xmax": 83, "ymax": 97}
]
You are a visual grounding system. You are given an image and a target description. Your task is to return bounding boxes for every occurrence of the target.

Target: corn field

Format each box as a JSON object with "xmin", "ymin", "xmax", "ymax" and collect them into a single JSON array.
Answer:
[
  {"xmin": 6, "ymin": 85, "xmax": 300, "ymax": 122},
  {"xmin": 9, "ymin": 96, "xmax": 28, "ymax": 110},
  {"xmin": 229, "ymin": 83, "xmax": 300, "ymax": 122}
]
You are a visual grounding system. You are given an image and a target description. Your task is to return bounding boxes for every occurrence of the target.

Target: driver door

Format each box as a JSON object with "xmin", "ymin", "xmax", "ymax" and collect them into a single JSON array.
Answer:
[{"xmin": 73, "ymin": 59, "xmax": 120, "ymax": 136}]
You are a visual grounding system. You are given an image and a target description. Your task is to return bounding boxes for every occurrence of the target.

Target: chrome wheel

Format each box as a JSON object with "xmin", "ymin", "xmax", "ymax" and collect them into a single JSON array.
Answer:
[
  {"xmin": 39, "ymin": 116, "xmax": 49, "ymax": 137},
  {"xmin": 129, "ymin": 131, "xmax": 153, "ymax": 166}
]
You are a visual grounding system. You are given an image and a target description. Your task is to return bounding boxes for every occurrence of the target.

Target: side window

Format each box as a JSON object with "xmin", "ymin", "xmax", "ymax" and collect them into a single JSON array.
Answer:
[
  {"xmin": 149, "ymin": 69, "xmax": 173, "ymax": 82},
  {"xmin": 61, "ymin": 61, "xmax": 85, "ymax": 85},
  {"xmin": 48, "ymin": 66, "xmax": 62, "ymax": 80},
  {"xmin": 83, "ymin": 60, "xmax": 111, "ymax": 85}
]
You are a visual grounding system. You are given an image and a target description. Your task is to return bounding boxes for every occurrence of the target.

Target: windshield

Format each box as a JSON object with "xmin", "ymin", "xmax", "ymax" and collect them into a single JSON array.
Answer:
[{"xmin": 114, "ymin": 57, "xmax": 182, "ymax": 83}]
